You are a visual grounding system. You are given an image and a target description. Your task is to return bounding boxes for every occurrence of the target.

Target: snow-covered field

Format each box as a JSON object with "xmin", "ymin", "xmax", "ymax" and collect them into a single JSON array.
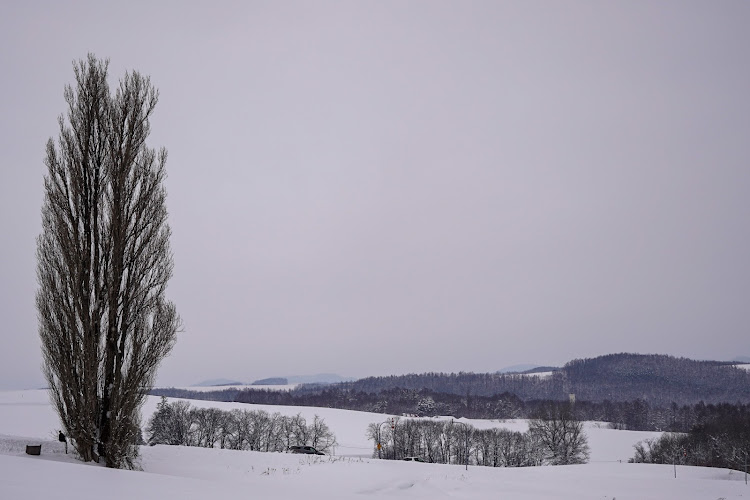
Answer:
[
  {"xmin": 171, "ymin": 383, "xmax": 299, "ymax": 392},
  {"xmin": 514, "ymin": 371, "xmax": 554, "ymax": 378},
  {"xmin": 1, "ymin": 389, "xmax": 747, "ymax": 499}
]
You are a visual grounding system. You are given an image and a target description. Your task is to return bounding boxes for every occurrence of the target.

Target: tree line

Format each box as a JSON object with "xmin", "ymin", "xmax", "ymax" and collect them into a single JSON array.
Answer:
[
  {"xmin": 151, "ymin": 385, "xmax": 750, "ymax": 433},
  {"xmin": 146, "ymin": 397, "xmax": 337, "ymax": 453},
  {"xmin": 367, "ymin": 403, "xmax": 589, "ymax": 467},
  {"xmin": 630, "ymin": 403, "xmax": 750, "ymax": 473},
  {"xmin": 152, "ymin": 354, "xmax": 750, "ymax": 427}
]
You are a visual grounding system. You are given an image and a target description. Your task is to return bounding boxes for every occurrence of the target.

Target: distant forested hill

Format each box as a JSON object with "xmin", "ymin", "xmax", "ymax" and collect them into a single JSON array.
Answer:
[
  {"xmin": 563, "ymin": 353, "xmax": 748, "ymax": 404},
  {"xmin": 336, "ymin": 354, "xmax": 750, "ymax": 405},
  {"xmin": 339, "ymin": 371, "xmax": 562, "ymax": 400},
  {"xmin": 152, "ymin": 354, "xmax": 750, "ymax": 431}
]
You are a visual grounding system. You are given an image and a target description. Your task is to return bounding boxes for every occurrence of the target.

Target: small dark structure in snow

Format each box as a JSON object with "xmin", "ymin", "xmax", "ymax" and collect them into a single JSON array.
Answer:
[
  {"xmin": 59, "ymin": 431, "xmax": 67, "ymax": 454},
  {"xmin": 25, "ymin": 444, "xmax": 41, "ymax": 455}
]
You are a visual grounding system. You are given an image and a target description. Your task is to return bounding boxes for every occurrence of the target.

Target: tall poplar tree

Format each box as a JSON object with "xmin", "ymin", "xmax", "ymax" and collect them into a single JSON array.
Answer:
[{"xmin": 37, "ymin": 54, "xmax": 179, "ymax": 468}]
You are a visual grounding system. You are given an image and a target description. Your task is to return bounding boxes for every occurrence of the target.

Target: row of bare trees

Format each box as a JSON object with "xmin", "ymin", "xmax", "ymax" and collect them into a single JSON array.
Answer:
[
  {"xmin": 367, "ymin": 419, "xmax": 541, "ymax": 466},
  {"xmin": 145, "ymin": 398, "xmax": 337, "ymax": 453},
  {"xmin": 367, "ymin": 404, "xmax": 589, "ymax": 467}
]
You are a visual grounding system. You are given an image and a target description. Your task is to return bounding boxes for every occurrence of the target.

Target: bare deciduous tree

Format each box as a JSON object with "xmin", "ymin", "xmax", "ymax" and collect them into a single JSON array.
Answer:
[
  {"xmin": 309, "ymin": 415, "xmax": 337, "ymax": 453},
  {"xmin": 37, "ymin": 54, "xmax": 179, "ymax": 468},
  {"xmin": 528, "ymin": 403, "xmax": 590, "ymax": 465}
]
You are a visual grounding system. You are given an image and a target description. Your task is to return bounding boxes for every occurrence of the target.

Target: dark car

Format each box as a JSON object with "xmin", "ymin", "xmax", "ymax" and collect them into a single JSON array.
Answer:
[
  {"xmin": 289, "ymin": 445, "xmax": 325, "ymax": 455},
  {"xmin": 403, "ymin": 456, "xmax": 426, "ymax": 462}
]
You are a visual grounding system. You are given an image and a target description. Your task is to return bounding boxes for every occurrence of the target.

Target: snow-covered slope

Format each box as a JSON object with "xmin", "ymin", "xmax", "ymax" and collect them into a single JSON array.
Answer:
[{"xmin": 0, "ymin": 389, "xmax": 746, "ymax": 500}]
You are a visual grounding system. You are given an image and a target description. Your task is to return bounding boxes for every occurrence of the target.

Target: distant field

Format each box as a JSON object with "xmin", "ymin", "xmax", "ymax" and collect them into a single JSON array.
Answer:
[
  {"xmin": 515, "ymin": 371, "xmax": 554, "ymax": 378},
  {"xmin": 170, "ymin": 384, "xmax": 299, "ymax": 392}
]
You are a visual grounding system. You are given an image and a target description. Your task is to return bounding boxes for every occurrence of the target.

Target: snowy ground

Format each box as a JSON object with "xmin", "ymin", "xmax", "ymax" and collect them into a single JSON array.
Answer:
[
  {"xmin": 1, "ymin": 389, "xmax": 747, "ymax": 499},
  {"xmin": 172, "ymin": 383, "xmax": 299, "ymax": 392},
  {"xmin": 514, "ymin": 371, "xmax": 554, "ymax": 378}
]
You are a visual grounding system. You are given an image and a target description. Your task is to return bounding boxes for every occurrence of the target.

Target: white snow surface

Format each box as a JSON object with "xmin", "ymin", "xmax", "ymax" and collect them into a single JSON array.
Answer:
[
  {"xmin": 1, "ymin": 389, "xmax": 747, "ymax": 499},
  {"xmin": 174, "ymin": 383, "xmax": 299, "ymax": 392},
  {"xmin": 514, "ymin": 371, "xmax": 554, "ymax": 378}
]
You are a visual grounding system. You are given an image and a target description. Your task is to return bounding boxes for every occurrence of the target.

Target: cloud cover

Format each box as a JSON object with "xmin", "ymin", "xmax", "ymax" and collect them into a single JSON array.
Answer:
[{"xmin": 1, "ymin": 1, "xmax": 749, "ymax": 389}]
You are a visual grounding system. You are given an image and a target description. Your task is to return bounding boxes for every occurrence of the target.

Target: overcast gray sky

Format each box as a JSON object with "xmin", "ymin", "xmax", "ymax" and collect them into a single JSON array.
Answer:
[{"xmin": 1, "ymin": 1, "xmax": 749, "ymax": 390}]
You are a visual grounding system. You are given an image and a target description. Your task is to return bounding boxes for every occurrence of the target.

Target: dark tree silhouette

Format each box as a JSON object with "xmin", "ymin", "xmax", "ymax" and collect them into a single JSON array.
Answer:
[{"xmin": 37, "ymin": 54, "xmax": 179, "ymax": 468}]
